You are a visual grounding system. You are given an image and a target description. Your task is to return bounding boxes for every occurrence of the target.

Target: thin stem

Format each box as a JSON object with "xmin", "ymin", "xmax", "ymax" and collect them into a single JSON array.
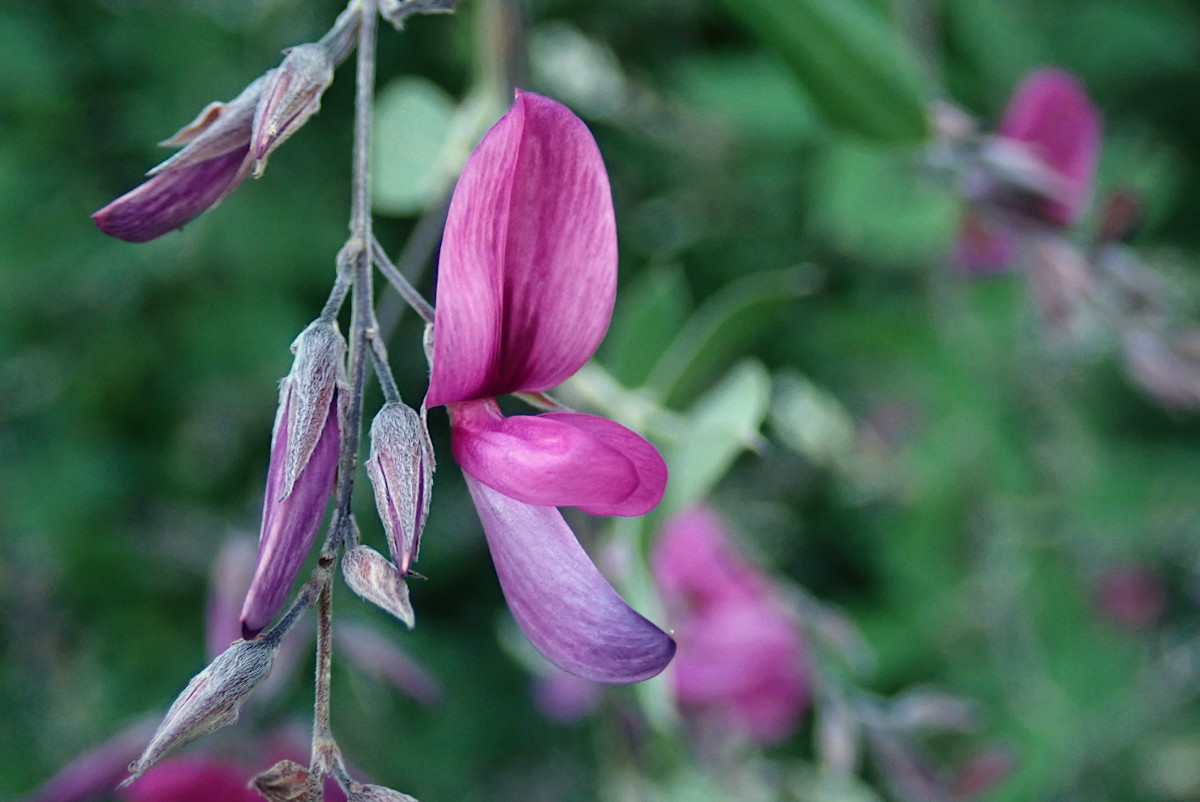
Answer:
[
  {"xmin": 372, "ymin": 235, "xmax": 435, "ymax": 325},
  {"xmin": 311, "ymin": 580, "xmax": 335, "ymax": 760},
  {"xmin": 320, "ymin": 0, "xmax": 365, "ymax": 66},
  {"xmin": 323, "ymin": 0, "xmax": 379, "ymax": 559},
  {"xmin": 368, "ymin": 329, "xmax": 403, "ymax": 404}
]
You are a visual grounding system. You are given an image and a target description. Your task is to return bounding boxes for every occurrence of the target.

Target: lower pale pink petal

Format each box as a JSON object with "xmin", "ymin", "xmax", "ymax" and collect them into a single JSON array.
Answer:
[
  {"xmin": 464, "ymin": 474, "xmax": 675, "ymax": 683},
  {"xmin": 538, "ymin": 412, "xmax": 667, "ymax": 516},
  {"xmin": 92, "ymin": 148, "xmax": 252, "ymax": 242},
  {"xmin": 998, "ymin": 68, "xmax": 1101, "ymax": 226},
  {"xmin": 450, "ymin": 400, "xmax": 641, "ymax": 511}
]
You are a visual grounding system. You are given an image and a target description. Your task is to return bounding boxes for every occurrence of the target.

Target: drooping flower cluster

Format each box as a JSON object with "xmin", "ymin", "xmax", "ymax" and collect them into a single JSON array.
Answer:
[
  {"xmin": 81, "ymin": 1, "xmax": 675, "ymax": 791},
  {"xmin": 651, "ymin": 506, "xmax": 810, "ymax": 745}
]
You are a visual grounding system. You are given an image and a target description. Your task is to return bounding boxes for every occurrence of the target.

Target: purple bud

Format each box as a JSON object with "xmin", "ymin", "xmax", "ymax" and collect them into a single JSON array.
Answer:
[
  {"xmin": 252, "ymin": 44, "xmax": 334, "ymax": 174},
  {"xmin": 124, "ymin": 638, "xmax": 279, "ymax": 785},
  {"xmin": 365, "ymin": 402, "xmax": 434, "ymax": 575},
  {"xmin": 252, "ymin": 760, "xmax": 323, "ymax": 802},
  {"xmin": 341, "ymin": 545, "xmax": 416, "ymax": 629},
  {"xmin": 92, "ymin": 77, "xmax": 264, "ymax": 243},
  {"xmin": 241, "ymin": 323, "xmax": 344, "ymax": 638}
]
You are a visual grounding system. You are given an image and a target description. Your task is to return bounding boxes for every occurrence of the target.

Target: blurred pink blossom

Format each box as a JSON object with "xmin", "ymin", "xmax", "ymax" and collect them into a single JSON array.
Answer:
[
  {"xmin": 955, "ymin": 68, "xmax": 1102, "ymax": 274},
  {"xmin": 1096, "ymin": 562, "xmax": 1166, "ymax": 631},
  {"xmin": 651, "ymin": 507, "xmax": 810, "ymax": 745}
]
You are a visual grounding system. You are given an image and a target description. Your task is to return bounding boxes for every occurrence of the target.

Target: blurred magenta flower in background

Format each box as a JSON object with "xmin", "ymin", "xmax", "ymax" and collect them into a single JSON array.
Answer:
[
  {"xmin": 955, "ymin": 68, "xmax": 1102, "ymax": 273},
  {"xmin": 424, "ymin": 91, "xmax": 673, "ymax": 684},
  {"xmin": 652, "ymin": 506, "xmax": 810, "ymax": 745}
]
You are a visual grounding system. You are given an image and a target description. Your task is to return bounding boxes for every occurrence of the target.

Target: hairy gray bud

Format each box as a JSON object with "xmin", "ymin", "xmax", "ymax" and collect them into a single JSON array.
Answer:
[
  {"xmin": 282, "ymin": 319, "xmax": 348, "ymax": 500},
  {"xmin": 124, "ymin": 638, "xmax": 278, "ymax": 784},
  {"xmin": 342, "ymin": 545, "xmax": 415, "ymax": 629},
  {"xmin": 365, "ymin": 402, "xmax": 433, "ymax": 575}
]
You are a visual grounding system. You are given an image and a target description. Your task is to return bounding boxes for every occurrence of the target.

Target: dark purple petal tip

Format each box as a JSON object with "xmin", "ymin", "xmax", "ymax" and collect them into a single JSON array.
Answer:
[{"xmin": 92, "ymin": 149, "xmax": 251, "ymax": 243}]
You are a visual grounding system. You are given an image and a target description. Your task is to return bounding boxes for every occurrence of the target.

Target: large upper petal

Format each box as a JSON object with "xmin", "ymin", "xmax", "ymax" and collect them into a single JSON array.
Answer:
[
  {"xmin": 464, "ymin": 474, "xmax": 675, "ymax": 683},
  {"xmin": 998, "ymin": 68, "xmax": 1101, "ymax": 226},
  {"xmin": 427, "ymin": 91, "xmax": 618, "ymax": 407},
  {"xmin": 450, "ymin": 399, "xmax": 665, "ymax": 516}
]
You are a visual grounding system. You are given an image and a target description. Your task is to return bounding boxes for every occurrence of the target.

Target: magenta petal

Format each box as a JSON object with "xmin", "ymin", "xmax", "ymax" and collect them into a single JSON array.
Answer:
[
  {"xmin": 998, "ymin": 68, "xmax": 1101, "ymax": 226},
  {"xmin": 240, "ymin": 391, "xmax": 339, "ymax": 638},
  {"xmin": 538, "ymin": 412, "xmax": 667, "ymax": 516},
  {"xmin": 92, "ymin": 148, "xmax": 252, "ymax": 242},
  {"xmin": 449, "ymin": 399, "xmax": 647, "ymax": 512},
  {"xmin": 427, "ymin": 91, "xmax": 618, "ymax": 407},
  {"xmin": 464, "ymin": 474, "xmax": 675, "ymax": 683}
]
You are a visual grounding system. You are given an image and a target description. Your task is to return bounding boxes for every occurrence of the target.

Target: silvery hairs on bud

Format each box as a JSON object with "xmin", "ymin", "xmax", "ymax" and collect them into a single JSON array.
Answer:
[
  {"xmin": 123, "ymin": 637, "xmax": 279, "ymax": 784},
  {"xmin": 253, "ymin": 759, "xmax": 324, "ymax": 802},
  {"xmin": 342, "ymin": 545, "xmax": 415, "ymax": 628},
  {"xmin": 365, "ymin": 401, "xmax": 434, "ymax": 575},
  {"xmin": 282, "ymin": 319, "xmax": 348, "ymax": 500},
  {"xmin": 252, "ymin": 43, "xmax": 335, "ymax": 176}
]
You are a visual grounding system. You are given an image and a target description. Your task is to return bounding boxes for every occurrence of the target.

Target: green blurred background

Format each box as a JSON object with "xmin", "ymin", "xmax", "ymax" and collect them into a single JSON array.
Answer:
[{"xmin": 5, "ymin": 0, "xmax": 1200, "ymax": 799}]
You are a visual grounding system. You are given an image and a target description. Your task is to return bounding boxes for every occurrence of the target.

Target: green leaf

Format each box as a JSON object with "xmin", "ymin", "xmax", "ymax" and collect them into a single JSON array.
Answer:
[
  {"xmin": 600, "ymin": 263, "xmax": 692, "ymax": 388},
  {"xmin": 663, "ymin": 359, "xmax": 771, "ymax": 511},
  {"xmin": 646, "ymin": 266, "xmax": 818, "ymax": 407},
  {"xmin": 372, "ymin": 76, "xmax": 457, "ymax": 216},
  {"xmin": 669, "ymin": 52, "xmax": 821, "ymax": 144},
  {"xmin": 716, "ymin": 0, "xmax": 930, "ymax": 143}
]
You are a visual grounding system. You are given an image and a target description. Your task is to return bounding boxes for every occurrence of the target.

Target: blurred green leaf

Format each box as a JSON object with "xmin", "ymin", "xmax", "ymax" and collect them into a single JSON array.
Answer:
[
  {"xmin": 373, "ymin": 76, "xmax": 458, "ymax": 216},
  {"xmin": 601, "ymin": 263, "xmax": 692, "ymax": 388},
  {"xmin": 647, "ymin": 267, "xmax": 818, "ymax": 407},
  {"xmin": 715, "ymin": 0, "xmax": 929, "ymax": 142},
  {"xmin": 807, "ymin": 139, "xmax": 958, "ymax": 267},
  {"xmin": 663, "ymin": 359, "xmax": 771, "ymax": 511},
  {"xmin": 669, "ymin": 52, "xmax": 821, "ymax": 144}
]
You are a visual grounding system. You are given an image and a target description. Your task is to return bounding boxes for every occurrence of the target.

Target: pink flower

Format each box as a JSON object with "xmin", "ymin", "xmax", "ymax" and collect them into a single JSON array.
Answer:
[
  {"xmin": 425, "ymin": 91, "xmax": 673, "ymax": 683},
  {"xmin": 652, "ymin": 507, "xmax": 810, "ymax": 745},
  {"xmin": 955, "ymin": 68, "xmax": 1102, "ymax": 273}
]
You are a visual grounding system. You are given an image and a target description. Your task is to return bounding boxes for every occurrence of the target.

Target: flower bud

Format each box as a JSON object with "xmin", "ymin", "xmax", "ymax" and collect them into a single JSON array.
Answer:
[
  {"xmin": 252, "ymin": 43, "xmax": 334, "ymax": 175},
  {"xmin": 124, "ymin": 638, "xmax": 279, "ymax": 784},
  {"xmin": 365, "ymin": 402, "xmax": 434, "ymax": 575},
  {"xmin": 92, "ymin": 77, "xmax": 264, "ymax": 243},
  {"xmin": 282, "ymin": 320, "xmax": 347, "ymax": 500},
  {"xmin": 252, "ymin": 760, "xmax": 323, "ymax": 802},
  {"xmin": 240, "ymin": 321, "xmax": 344, "ymax": 639},
  {"xmin": 342, "ymin": 545, "xmax": 415, "ymax": 629}
]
